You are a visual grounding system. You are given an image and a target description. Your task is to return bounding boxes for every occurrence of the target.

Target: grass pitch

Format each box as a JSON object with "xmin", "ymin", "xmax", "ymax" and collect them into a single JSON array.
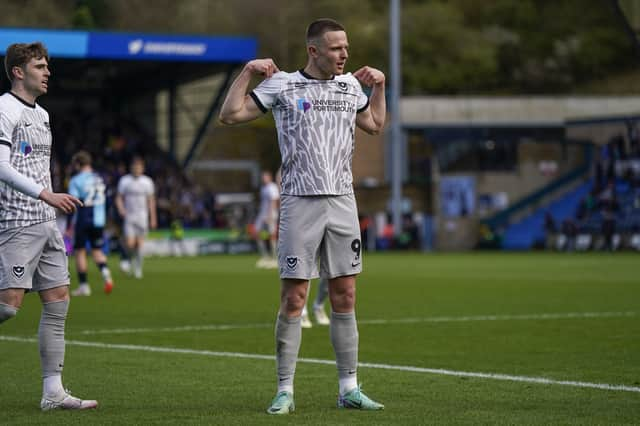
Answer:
[{"xmin": 1, "ymin": 252, "xmax": 639, "ymax": 425}]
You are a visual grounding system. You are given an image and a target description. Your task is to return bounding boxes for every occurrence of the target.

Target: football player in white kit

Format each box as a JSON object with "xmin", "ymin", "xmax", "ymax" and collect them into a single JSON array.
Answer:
[
  {"xmin": 0, "ymin": 42, "xmax": 97, "ymax": 411},
  {"xmin": 254, "ymin": 170, "xmax": 280, "ymax": 269},
  {"xmin": 220, "ymin": 18, "xmax": 386, "ymax": 414},
  {"xmin": 115, "ymin": 156, "xmax": 156, "ymax": 279}
]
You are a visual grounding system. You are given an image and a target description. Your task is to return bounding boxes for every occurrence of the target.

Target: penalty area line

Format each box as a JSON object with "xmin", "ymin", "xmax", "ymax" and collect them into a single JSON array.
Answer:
[{"xmin": 1, "ymin": 335, "xmax": 638, "ymax": 394}]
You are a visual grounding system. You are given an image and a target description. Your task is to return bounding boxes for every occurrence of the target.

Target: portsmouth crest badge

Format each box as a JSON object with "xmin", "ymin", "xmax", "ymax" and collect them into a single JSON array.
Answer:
[
  {"xmin": 12, "ymin": 265, "xmax": 25, "ymax": 279},
  {"xmin": 286, "ymin": 256, "xmax": 298, "ymax": 270}
]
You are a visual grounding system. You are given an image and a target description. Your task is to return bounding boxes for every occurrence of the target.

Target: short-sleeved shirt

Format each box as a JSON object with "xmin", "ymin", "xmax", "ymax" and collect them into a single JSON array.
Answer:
[
  {"xmin": 117, "ymin": 174, "xmax": 154, "ymax": 226},
  {"xmin": 0, "ymin": 92, "xmax": 55, "ymax": 230},
  {"xmin": 69, "ymin": 170, "xmax": 107, "ymax": 228},
  {"xmin": 251, "ymin": 70, "xmax": 369, "ymax": 196}
]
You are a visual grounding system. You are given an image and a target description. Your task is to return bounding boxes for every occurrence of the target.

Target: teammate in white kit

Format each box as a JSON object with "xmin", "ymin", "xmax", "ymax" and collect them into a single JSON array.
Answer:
[
  {"xmin": 115, "ymin": 156, "xmax": 156, "ymax": 279},
  {"xmin": 0, "ymin": 42, "xmax": 97, "ymax": 411},
  {"xmin": 220, "ymin": 18, "xmax": 386, "ymax": 414},
  {"xmin": 255, "ymin": 170, "xmax": 280, "ymax": 269}
]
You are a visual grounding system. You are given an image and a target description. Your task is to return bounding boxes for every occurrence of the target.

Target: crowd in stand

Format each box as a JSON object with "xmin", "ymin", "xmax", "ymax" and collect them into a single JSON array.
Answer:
[
  {"xmin": 546, "ymin": 122, "xmax": 640, "ymax": 251},
  {"xmin": 51, "ymin": 117, "xmax": 228, "ymax": 233}
]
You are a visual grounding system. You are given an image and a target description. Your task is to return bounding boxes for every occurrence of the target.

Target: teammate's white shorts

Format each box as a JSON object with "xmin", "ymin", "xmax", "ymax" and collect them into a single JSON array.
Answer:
[
  {"xmin": 277, "ymin": 194, "xmax": 362, "ymax": 280},
  {"xmin": 254, "ymin": 215, "xmax": 278, "ymax": 236},
  {"xmin": 123, "ymin": 219, "xmax": 149, "ymax": 239},
  {"xmin": 0, "ymin": 220, "xmax": 70, "ymax": 291}
]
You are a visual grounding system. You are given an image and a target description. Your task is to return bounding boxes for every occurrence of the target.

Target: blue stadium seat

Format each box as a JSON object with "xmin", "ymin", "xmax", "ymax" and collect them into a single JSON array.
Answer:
[{"xmin": 502, "ymin": 183, "xmax": 591, "ymax": 250}]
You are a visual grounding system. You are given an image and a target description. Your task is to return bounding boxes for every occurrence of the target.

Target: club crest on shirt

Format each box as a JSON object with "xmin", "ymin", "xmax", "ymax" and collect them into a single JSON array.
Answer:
[
  {"xmin": 12, "ymin": 265, "xmax": 25, "ymax": 279},
  {"xmin": 337, "ymin": 81, "xmax": 348, "ymax": 92},
  {"xmin": 286, "ymin": 256, "xmax": 298, "ymax": 270},
  {"xmin": 19, "ymin": 141, "xmax": 32, "ymax": 156}
]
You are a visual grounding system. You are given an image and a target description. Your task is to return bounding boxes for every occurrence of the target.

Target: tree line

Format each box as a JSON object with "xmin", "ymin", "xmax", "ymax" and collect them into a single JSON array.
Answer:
[{"xmin": 0, "ymin": 0, "xmax": 635, "ymax": 94}]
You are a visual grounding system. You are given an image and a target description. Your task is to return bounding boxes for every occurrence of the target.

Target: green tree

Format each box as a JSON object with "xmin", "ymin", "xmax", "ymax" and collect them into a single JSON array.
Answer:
[
  {"xmin": 400, "ymin": 1, "xmax": 499, "ymax": 93},
  {"xmin": 0, "ymin": 0, "xmax": 635, "ymax": 94}
]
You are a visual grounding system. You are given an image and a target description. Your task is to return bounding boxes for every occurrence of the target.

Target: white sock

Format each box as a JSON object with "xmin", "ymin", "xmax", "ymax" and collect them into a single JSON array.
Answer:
[
  {"xmin": 331, "ymin": 311, "xmax": 359, "ymax": 395},
  {"xmin": 133, "ymin": 249, "xmax": 143, "ymax": 275},
  {"xmin": 339, "ymin": 376, "xmax": 358, "ymax": 396},
  {"xmin": 277, "ymin": 384, "xmax": 294, "ymax": 394},
  {"xmin": 301, "ymin": 304, "xmax": 308, "ymax": 317},
  {"xmin": 268, "ymin": 239, "xmax": 277, "ymax": 258},
  {"xmin": 275, "ymin": 314, "xmax": 301, "ymax": 395},
  {"xmin": 257, "ymin": 239, "xmax": 267, "ymax": 257},
  {"xmin": 43, "ymin": 375, "xmax": 64, "ymax": 397},
  {"xmin": 101, "ymin": 266, "xmax": 112, "ymax": 282}
]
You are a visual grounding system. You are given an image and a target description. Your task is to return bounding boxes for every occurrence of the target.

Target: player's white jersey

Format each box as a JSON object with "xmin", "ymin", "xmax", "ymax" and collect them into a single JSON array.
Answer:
[
  {"xmin": 257, "ymin": 181, "xmax": 280, "ymax": 224},
  {"xmin": 117, "ymin": 174, "xmax": 154, "ymax": 226},
  {"xmin": 0, "ymin": 92, "xmax": 55, "ymax": 229},
  {"xmin": 251, "ymin": 70, "xmax": 369, "ymax": 196}
]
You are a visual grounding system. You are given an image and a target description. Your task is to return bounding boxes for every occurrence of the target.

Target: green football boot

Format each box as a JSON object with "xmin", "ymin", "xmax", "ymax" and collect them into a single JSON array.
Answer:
[
  {"xmin": 337, "ymin": 385, "xmax": 384, "ymax": 410},
  {"xmin": 267, "ymin": 391, "xmax": 295, "ymax": 415}
]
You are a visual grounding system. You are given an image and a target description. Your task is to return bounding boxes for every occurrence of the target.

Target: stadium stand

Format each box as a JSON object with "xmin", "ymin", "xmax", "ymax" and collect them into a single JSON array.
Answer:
[
  {"xmin": 0, "ymin": 28, "xmax": 257, "ymax": 254},
  {"xmin": 501, "ymin": 182, "xmax": 591, "ymax": 250},
  {"xmin": 501, "ymin": 125, "xmax": 640, "ymax": 251}
]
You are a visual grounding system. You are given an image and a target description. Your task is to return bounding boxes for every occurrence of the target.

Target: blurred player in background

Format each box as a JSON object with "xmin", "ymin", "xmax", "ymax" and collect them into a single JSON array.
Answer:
[
  {"xmin": 220, "ymin": 18, "xmax": 386, "ymax": 414},
  {"xmin": 255, "ymin": 170, "xmax": 279, "ymax": 269},
  {"xmin": 300, "ymin": 277, "xmax": 330, "ymax": 328},
  {"xmin": 115, "ymin": 156, "xmax": 156, "ymax": 279},
  {"xmin": 67, "ymin": 150, "xmax": 113, "ymax": 296},
  {"xmin": 0, "ymin": 41, "xmax": 97, "ymax": 410}
]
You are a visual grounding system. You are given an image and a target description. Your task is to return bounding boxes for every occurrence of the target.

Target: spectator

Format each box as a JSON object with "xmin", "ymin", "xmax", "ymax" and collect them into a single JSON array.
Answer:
[
  {"xmin": 561, "ymin": 218, "xmax": 577, "ymax": 252},
  {"xmin": 544, "ymin": 211, "xmax": 557, "ymax": 249},
  {"xmin": 396, "ymin": 213, "xmax": 419, "ymax": 250}
]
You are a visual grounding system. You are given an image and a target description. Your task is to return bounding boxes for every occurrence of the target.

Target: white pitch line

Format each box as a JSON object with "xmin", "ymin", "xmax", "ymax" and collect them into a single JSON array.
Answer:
[
  {"xmin": 359, "ymin": 311, "xmax": 638, "ymax": 325},
  {"xmin": 1, "ymin": 335, "xmax": 639, "ymax": 394},
  {"xmin": 76, "ymin": 322, "xmax": 274, "ymax": 335},
  {"xmin": 74, "ymin": 311, "xmax": 637, "ymax": 335}
]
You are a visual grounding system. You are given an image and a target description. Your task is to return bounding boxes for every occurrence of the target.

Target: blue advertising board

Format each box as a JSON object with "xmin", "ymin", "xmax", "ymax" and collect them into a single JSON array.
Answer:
[
  {"xmin": 87, "ymin": 32, "xmax": 256, "ymax": 62},
  {"xmin": 0, "ymin": 28, "xmax": 256, "ymax": 63},
  {"xmin": 0, "ymin": 28, "xmax": 88, "ymax": 58}
]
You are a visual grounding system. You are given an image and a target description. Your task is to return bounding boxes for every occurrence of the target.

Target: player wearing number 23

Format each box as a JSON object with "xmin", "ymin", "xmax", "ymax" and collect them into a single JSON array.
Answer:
[{"xmin": 67, "ymin": 150, "xmax": 114, "ymax": 296}]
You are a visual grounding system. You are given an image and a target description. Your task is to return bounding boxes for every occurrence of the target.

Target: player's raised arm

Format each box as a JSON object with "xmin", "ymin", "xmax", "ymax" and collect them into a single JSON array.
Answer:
[
  {"xmin": 354, "ymin": 66, "xmax": 386, "ymax": 135},
  {"xmin": 219, "ymin": 58, "xmax": 280, "ymax": 125}
]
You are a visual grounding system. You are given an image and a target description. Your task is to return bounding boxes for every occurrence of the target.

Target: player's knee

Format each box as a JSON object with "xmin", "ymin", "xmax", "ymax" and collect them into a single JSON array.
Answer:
[
  {"xmin": 330, "ymin": 288, "xmax": 356, "ymax": 311},
  {"xmin": 0, "ymin": 303, "xmax": 18, "ymax": 323},
  {"xmin": 281, "ymin": 292, "xmax": 307, "ymax": 314},
  {"xmin": 282, "ymin": 295, "xmax": 305, "ymax": 313},
  {"xmin": 42, "ymin": 299, "xmax": 69, "ymax": 319}
]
